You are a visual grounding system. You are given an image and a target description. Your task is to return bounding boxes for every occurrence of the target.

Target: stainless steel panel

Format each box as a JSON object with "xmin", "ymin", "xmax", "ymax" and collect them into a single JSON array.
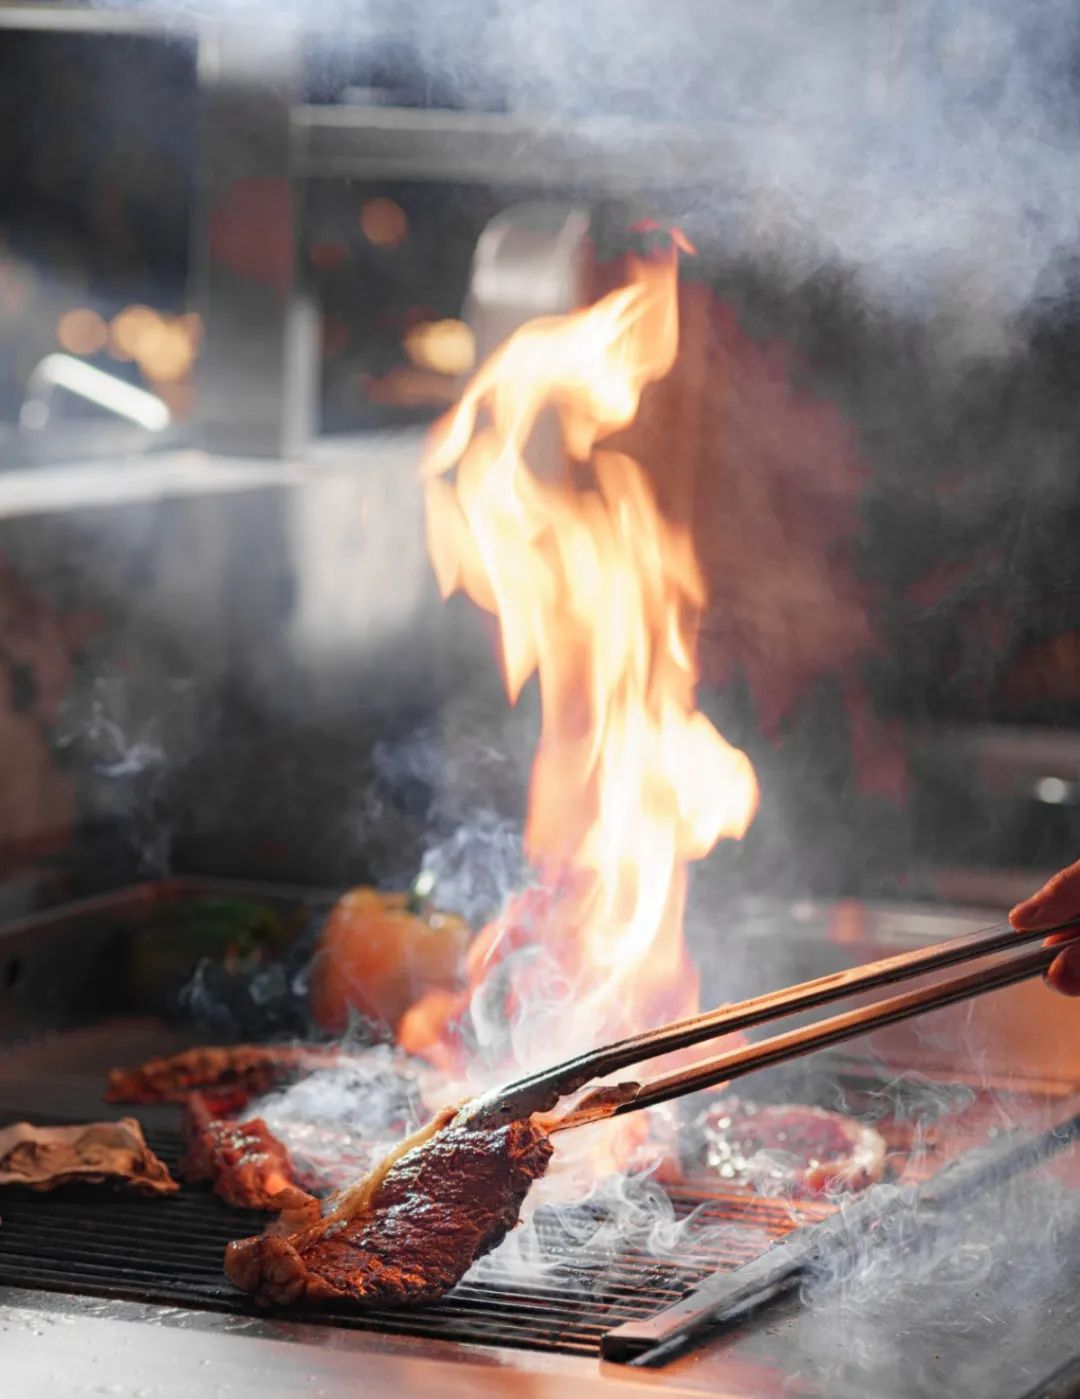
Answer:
[
  {"xmin": 0, "ymin": 1287, "xmax": 694, "ymax": 1399},
  {"xmin": 295, "ymin": 105, "xmax": 738, "ymax": 190},
  {"xmin": 191, "ymin": 25, "xmax": 318, "ymax": 458},
  {"xmin": 0, "ymin": 3, "xmax": 187, "ymax": 35}
]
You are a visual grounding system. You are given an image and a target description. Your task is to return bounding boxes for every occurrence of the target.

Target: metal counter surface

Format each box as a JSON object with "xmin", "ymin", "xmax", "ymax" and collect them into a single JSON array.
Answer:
[{"xmin": 0, "ymin": 1286, "xmax": 714, "ymax": 1399}]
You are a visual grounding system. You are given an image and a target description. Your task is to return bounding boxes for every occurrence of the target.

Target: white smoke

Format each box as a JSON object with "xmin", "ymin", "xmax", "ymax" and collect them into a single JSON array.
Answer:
[{"xmin": 94, "ymin": 0, "xmax": 1080, "ymax": 341}]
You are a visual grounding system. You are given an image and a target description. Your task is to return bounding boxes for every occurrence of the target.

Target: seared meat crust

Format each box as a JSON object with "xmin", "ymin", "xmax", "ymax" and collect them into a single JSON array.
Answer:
[
  {"xmin": 180, "ymin": 1092, "xmax": 316, "ymax": 1211},
  {"xmin": 106, "ymin": 1044, "xmax": 341, "ymax": 1105},
  {"xmin": 225, "ymin": 1116, "xmax": 552, "ymax": 1307},
  {"xmin": 0, "ymin": 1118, "xmax": 178, "ymax": 1195}
]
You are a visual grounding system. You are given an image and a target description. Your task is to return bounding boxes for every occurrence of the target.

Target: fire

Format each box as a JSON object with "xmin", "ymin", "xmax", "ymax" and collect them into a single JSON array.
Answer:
[{"xmin": 400, "ymin": 235, "xmax": 759, "ymax": 1091}]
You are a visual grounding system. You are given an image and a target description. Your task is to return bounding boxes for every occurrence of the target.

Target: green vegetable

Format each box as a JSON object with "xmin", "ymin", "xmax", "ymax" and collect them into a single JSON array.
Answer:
[{"xmin": 127, "ymin": 898, "xmax": 293, "ymax": 1004}]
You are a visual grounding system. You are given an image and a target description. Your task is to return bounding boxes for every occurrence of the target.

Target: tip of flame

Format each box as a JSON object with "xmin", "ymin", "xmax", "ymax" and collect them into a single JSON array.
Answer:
[{"xmin": 629, "ymin": 220, "xmax": 696, "ymax": 257}]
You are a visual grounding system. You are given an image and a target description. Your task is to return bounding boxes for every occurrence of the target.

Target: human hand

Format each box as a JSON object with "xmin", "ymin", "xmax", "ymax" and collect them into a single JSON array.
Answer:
[{"xmin": 1010, "ymin": 858, "xmax": 1080, "ymax": 995}]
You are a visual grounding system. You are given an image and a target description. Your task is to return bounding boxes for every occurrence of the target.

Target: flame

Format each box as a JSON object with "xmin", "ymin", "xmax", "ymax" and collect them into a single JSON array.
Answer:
[{"xmin": 400, "ymin": 238, "xmax": 759, "ymax": 1096}]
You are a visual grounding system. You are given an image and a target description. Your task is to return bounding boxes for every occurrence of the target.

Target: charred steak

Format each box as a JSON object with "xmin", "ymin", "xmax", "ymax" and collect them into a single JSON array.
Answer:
[
  {"xmin": 106, "ymin": 1044, "xmax": 342, "ymax": 1105},
  {"xmin": 180, "ymin": 1092, "xmax": 317, "ymax": 1211},
  {"xmin": 224, "ymin": 1113, "xmax": 553, "ymax": 1307}
]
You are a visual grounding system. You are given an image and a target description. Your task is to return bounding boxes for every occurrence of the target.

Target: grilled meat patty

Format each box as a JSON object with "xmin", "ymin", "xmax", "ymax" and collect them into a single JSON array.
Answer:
[
  {"xmin": 106, "ymin": 1044, "xmax": 342, "ymax": 1105},
  {"xmin": 224, "ymin": 1115, "xmax": 553, "ymax": 1307}
]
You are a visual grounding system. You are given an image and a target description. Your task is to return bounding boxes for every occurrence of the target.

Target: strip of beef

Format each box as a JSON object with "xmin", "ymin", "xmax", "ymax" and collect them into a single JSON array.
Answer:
[
  {"xmin": 180, "ymin": 1092, "xmax": 318, "ymax": 1211},
  {"xmin": 0, "ymin": 1119, "xmax": 178, "ymax": 1195},
  {"xmin": 106, "ymin": 1044, "xmax": 342, "ymax": 1105},
  {"xmin": 224, "ymin": 1112, "xmax": 552, "ymax": 1308}
]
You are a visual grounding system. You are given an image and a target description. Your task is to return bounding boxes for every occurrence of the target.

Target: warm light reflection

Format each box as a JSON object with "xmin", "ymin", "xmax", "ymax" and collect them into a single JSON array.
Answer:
[
  {"xmin": 404, "ymin": 319, "xmax": 475, "ymax": 376},
  {"xmin": 137, "ymin": 320, "xmax": 195, "ymax": 382},
  {"xmin": 360, "ymin": 198, "xmax": 408, "ymax": 249},
  {"xmin": 108, "ymin": 306, "xmax": 197, "ymax": 382},
  {"xmin": 109, "ymin": 305, "xmax": 156, "ymax": 361},
  {"xmin": 57, "ymin": 308, "xmax": 107, "ymax": 357}
]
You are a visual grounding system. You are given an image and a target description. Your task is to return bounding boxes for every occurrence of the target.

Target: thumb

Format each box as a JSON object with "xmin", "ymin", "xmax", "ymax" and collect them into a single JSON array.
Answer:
[{"xmin": 1010, "ymin": 857, "xmax": 1080, "ymax": 931}]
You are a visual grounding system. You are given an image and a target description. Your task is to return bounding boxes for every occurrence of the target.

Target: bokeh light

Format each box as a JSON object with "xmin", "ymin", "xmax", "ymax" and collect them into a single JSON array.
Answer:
[
  {"xmin": 107, "ymin": 305, "xmax": 197, "ymax": 381},
  {"xmin": 136, "ymin": 318, "xmax": 195, "ymax": 382},
  {"xmin": 359, "ymin": 198, "xmax": 408, "ymax": 249},
  {"xmin": 57, "ymin": 307, "xmax": 107, "ymax": 356},
  {"xmin": 403, "ymin": 319, "xmax": 475, "ymax": 376},
  {"xmin": 109, "ymin": 304, "xmax": 156, "ymax": 361}
]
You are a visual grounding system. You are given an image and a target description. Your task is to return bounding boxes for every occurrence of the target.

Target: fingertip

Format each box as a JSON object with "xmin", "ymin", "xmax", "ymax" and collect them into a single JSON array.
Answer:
[
  {"xmin": 1047, "ymin": 947, "xmax": 1080, "ymax": 997},
  {"xmin": 1009, "ymin": 895, "xmax": 1045, "ymax": 932}
]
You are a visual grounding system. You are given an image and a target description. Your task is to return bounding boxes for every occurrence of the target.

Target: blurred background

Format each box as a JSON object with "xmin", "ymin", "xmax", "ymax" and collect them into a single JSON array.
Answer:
[{"xmin": 1, "ymin": 1, "xmax": 1080, "ymax": 924}]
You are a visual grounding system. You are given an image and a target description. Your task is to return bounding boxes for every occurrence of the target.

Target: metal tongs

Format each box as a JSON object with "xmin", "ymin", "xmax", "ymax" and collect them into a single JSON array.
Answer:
[{"xmin": 461, "ymin": 917, "xmax": 1080, "ymax": 1133}]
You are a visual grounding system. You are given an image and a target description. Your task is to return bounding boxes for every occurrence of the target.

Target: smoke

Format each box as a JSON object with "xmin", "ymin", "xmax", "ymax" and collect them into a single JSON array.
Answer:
[
  {"xmin": 766, "ymin": 976, "xmax": 1080, "ymax": 1394},
  {"xmin": 359, "ymin": 704, "xmax": 530, "ymax": 912},
  {"xmin": 496, "ymin": 1, "xmax": 1080, "ymax": 336},
  {"xmin": 346, "ymin": 703, "xmax": 530, "ymax": 918},
  {"xmin": 791, "ymin": 1164, "xmax": 1080, "ymax": 1397},
  {"xmin": 54, "ymin": 669, "xmax": 205, "ymax": 878},
  {"xmin": 94, "ymin": 0, "xmax": 1080, "ymax": 342},
  {"xmin": 471, "ymin": 1163, "xmax": 770, "ymax": 1295},
  {"xmin": 58, "ymin": 0, "xmax": 1080, "ymax": 1338},
  {"xmin": 254, "ymin": 1048, "xmax": 429, "ymax": 1188}
]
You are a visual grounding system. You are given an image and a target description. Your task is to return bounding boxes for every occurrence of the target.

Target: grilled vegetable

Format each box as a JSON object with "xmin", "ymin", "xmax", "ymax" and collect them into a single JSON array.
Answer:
[
  {"xmin": 310, "ymin": 882, "xmax": 471, "ymax": 1034},
  {"xmin": 128, "ymin": 898, "xmax": 293, "ymax": 1008}
]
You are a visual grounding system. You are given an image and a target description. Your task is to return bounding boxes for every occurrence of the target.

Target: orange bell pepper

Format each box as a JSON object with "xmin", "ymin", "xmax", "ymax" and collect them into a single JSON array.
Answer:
[{"xmin": 310, "ymin": 886, "xmax": 472, "ymax": 1035}]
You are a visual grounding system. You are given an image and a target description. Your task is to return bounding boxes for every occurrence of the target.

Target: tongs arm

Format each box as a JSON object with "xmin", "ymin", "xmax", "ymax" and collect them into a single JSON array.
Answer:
[{"xmin": 462, "ymin": 917, "xmax": 1080, "ymax": 1131}]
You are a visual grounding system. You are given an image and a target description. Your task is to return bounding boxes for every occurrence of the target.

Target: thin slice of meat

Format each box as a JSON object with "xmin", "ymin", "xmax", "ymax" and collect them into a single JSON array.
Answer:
[
  {"xmin": 224, "ymin": 1111, "xmax": 553, "ymax": 1308},
  {"xmin": 696, "ymin": 1099, "xmax": 886, "ymax": 1195},
  {"xmin": 0, "ymin": 1119, "xmax": 178, "ymax": 1195},
  {"xmin": 179, "ymin": 1092, "xmax": 318, "ymax": 1211},
  {"xmin": 106, "ymin": 1044, "xmax": 342, "ymax": 1105}
]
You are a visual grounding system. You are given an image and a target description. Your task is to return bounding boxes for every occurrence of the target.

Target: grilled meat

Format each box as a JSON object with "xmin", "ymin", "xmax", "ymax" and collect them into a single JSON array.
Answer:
[
  {"xmin": 180, "ymin": 1092, "xmax": 317, "ymax": 1211},
  {"xmin": 0, "ymin": 1119, "xmax": 177, "ymax": 1195},
  {"xmin": 696, "ymin": 1100, "xmax": 886, "ymax": 1194},
  {"xmin": 224, "ymin": 1111, "xmax": 553, "ymax": 1307},
  {"xmin": 106, "ymin": 1044, "xmax": 341, "ymax": 1105}
]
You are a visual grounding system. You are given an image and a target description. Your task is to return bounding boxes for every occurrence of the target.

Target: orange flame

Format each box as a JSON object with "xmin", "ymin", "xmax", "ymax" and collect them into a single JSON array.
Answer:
[{"xmin": 400, "ymin": 238, "xmax": 758, "ymax": 1082}]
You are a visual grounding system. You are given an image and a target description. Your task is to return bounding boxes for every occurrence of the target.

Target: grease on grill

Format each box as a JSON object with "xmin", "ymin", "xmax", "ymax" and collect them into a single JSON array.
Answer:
[{"xmin": 694, "ymin": 1099, "xmax": 887, "ymax": 1195}]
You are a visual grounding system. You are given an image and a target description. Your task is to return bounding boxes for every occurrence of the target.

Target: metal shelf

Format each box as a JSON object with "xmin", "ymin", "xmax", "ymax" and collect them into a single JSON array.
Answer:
[
  {"xmin": 0, "ymin": 3, "xmax": 190, "ymax": 35},
  {"xmin": 294, "ymin": 104, "xmax": 736, "ymax": 189}
]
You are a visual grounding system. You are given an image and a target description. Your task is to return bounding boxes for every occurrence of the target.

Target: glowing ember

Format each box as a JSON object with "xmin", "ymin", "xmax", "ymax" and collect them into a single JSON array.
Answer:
[{"xmin": 400, "ymin": 234, "xmax": 759, "ymax": 1099}]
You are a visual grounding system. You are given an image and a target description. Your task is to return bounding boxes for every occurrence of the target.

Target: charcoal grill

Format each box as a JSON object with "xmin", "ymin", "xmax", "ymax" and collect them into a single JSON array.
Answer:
[{"xmin": 5, "ymin": 882, "xmax": 1080, "ymax": 1398}]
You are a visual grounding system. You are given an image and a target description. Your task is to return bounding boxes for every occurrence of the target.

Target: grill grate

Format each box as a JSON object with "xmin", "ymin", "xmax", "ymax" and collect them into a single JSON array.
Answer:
[
  {"xmin": 0, "ymin": 1019, "xmax": 1066, "ymax": 1360},
  {"xmin": 0, "ymin": 1128, "xmax": 830, "ymax": 1357}
]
